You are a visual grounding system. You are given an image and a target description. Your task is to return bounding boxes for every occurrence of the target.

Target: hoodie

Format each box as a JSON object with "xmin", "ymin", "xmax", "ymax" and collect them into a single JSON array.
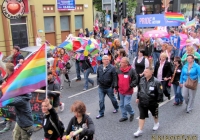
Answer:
[{"xmin": 116, "ymin": 66, "xmax": 137, "ymax": 94}]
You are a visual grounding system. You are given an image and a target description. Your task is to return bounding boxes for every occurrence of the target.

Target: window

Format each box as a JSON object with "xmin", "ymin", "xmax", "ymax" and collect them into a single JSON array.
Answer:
[
  {"xmin": 44, "ymin": 17, "xmax": 55, "ymax": 33},
  {"xmin": 75, "ymin": 15, "xmax": 83, "ymax": 30},
  {"xmin": 10, "ymin": 17, "xmax": 26, "ymax": 24},
  {"xmin": 60, "ymin": 16, "xmax": 70, "ymax": 31},
  {"xmin": 180, "ymin": 4, "xmax": 193, "ymax": 17}
]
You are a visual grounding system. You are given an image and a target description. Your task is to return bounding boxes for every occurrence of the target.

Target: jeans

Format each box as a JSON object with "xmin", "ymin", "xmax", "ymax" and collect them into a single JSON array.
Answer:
[
  {"xmin": 98, "ymin": 87, "xmax": 119, "ymax": 116},
  {"xmin": 128, "ymin": 51, "xmax": 136, "ymax": 65},
  {"xmin": 114, "ymin": 22, "xmax": 118, "ymax": 29},
  {"xmin": 119, "ymin": 93, "xmax": 134, "ymax": 118},
  {"xmin": 173, "ymin": 84, "xmax": 183, "ymax": 103},
  {"xmin": 75, "ymin": 61, "xmax": 81, "ymax": 80},
  {"xmin": 83, "ymin": 68, "xmax": 94, "ymax": 89},
  {"xmin": 174, "ymin": 49, "xmax": 180, "ymax": 57},
  {"xmin": 153, "ymin": 52, "xmax": 161, "ymax": 67}
]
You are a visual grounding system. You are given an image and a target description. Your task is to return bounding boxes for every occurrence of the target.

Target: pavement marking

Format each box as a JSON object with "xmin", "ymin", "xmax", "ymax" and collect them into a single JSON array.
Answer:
[
  {"xmin": 136, "ymin": 95, "xmax": 175, "ymax": 119},
  {"xmin": 68, "ymin": 86, "xmax": 98, "ymax": 98},
  {"xmin": 71, "ymin": 74, "xmax": 97, "ymax": 81}
]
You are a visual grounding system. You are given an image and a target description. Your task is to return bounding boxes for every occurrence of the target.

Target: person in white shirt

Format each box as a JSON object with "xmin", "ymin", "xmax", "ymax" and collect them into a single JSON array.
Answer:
[
  {"xmin": 121, "ymin": 36, "xmax": 129, "ymax": 54},
  {"xmin": 189, "ymin": 32, "xmax": 200, "ymax": 51}
]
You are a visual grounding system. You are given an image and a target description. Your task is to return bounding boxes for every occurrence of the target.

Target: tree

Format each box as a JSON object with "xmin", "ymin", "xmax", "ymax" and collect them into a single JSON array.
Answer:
[
  {"xmin": 93, "ymin": 0, "xmax": 106, "ymax": 25},
  {"xmin": 125, "ymin": 0, "xmax": 137, "ymax": 17}
]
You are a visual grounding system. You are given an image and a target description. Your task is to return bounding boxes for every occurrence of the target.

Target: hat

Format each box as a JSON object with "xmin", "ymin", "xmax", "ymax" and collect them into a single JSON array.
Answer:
[{"xmin": 13, "ymin": 46, "xmax": 20, "ymax": 52}]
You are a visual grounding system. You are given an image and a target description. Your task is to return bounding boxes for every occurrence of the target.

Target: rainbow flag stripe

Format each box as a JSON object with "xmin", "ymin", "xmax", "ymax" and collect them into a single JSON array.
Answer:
[
  {"xmin": 186, "ymin": 19, "xmax": 196, "ymax": 27},
  {"xmin": 165, "ymin": 12, "xmax": 185, "ymax": 22},
  {"xmin": 0, "ymin": 44, "xmax": 46, "ymax": 106}
]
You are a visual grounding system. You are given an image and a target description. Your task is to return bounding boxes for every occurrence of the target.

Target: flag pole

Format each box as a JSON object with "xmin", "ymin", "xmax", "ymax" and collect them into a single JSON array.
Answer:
[{"xmin": 45, "ymin": 43, "xmax": 48, "ymax": 99}]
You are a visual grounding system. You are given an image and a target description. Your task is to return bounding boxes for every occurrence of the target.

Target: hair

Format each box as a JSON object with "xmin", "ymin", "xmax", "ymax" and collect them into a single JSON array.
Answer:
[
  {"xmin": 145, "ymin": 67, "xmax": 154, "ymax": 72},
  {"xmin": 79, "ymin": 28, "xmax": 83, "ymax": 33},
  {"xmin": 139, "ymin": 49, "xmax": 145, "ymax": 56},
  {"xmin": 70, "ymin": 100, "xmax": 86, "ymax": 115},
  {"xmin": 170, "ymin": 30, "xmax": 175, "ymax": 34},
  {"xmin": 187, "ymin": 54, "xmax": 195, "ymax": 59},
  {"xmin": 6, "ymin": 63, "xmax": 14, "ymax": 73},
  {"xmin": 102, "ymin": 55, "xmax": 109, "ymax": 60},
  {"xmin": 186, "ymin": 46, "xmax": 195, "ymax": 54},
  {"xmin": 119, "ymin": 49, "xmax": 126, "ymax": 57},
  {"xmin": 121, "ymin": 57, "xmax": 129, "ymax": 65},
  {"xmin": 13, "ymin": 46, "xmax": 20, "ymax": 52},
  {"xmin": 48, "ymin": 70, "xmax": 52, "ymax": 75},
  {"xmin": 160, "ymin": 52, "xmax": 167, "ymax": 58},
  {"xmin": 174, "ymin": 57, "xmax": 182, "ymax": 64}
]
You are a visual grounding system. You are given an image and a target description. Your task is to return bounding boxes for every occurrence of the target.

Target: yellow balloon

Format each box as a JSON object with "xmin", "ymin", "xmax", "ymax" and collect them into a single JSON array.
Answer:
[{"xmin": 84, "ymin": 50, "xmax": 88, "ymax": 56}]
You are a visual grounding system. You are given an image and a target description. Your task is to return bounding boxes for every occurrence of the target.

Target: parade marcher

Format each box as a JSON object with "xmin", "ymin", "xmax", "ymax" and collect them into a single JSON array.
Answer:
[
  {"xmin": 133, "ymin": 67, "xmax": 163, "ymax": 137},
  {"xmin": 0, "ymin": 63, "xmax": 33, "ymax": 139},
  {"xmin": 169, "ymin": 57, "xmax": 183, "ymax": 106},
  {"xmin": 62, "ymin": 101, "xmax": 95, "ymax": 140},
  {"xmin": 12, "ymin": 46, "xmax": 24, "ymax": 66},
  {"xmin": 165, "ymin": 44, "xmax": 175, "ymax": 63},
  {"xmin": 115, "ymin": 57, "xmax": 137, "ymax": 122},
  {"xmin": 180, "ymin": 55, "xmax": 200, "ymax": 113},
  {"xmin": 154, "ymin": 53, "xmax": 172, "ymax": 100},
  {"xmin": 80, "ymin": 56, "xmax": 94, "ymax": 91},
  {"xmin": 41, "ymin": 70, "xmax": 65, "ymax": 112},
  {"xmin": 58, "ymin": 48, "xmax": 71, "ymax": 91},
  {"xmin": 132, "ymin": 49, "xmax": 149, "ymax": 85},
  {"xmin": 128, "ymin": 34, "xmax": 138, "ymax": 65},
  {"xmin": 181, "ymin": 46, "xmax": 200, "ymax": 64},
  {"xmin": 96, "ymin": 55, "xmax": 119, "ymax": 119},
  {"xmin": 153, "ymin": 37, "xmax": 163, "ymax": 66},
  {"xmin": 42, "ymin": 98, "xmax": 64, "ymax": 140},
  {"xmin": 121, "ymin": 36, "xmax": 129, "ymax": 54},
  {"xmin": 144, "ymin": 37, "xmax": 153, "ymax": 67},
  {"xmin": 114, "ymin": 49, "xmax": 126, "ymax": 69},
  {"xmin": 78, "ymin": 28, "xmax": 85, "ymax": 37},
  {"xmin": 85, "ymin": 28, "xmax": 90, "ymax": 37}
]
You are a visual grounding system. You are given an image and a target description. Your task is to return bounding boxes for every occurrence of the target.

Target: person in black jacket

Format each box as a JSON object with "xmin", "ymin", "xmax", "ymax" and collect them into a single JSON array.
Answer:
[
  {"xmin": 85, "ymin": 28, "xmax": 90, "ymax": 37},
  {"xmin": 12, "ymin": 46, "xmax": 24, "ymax": 66},
  {"xmin": 96, "ymin": 55, "xmax": 119, "ymax": 119},
  {"xmin": 80, "ymin": 56, "xmax": 94, "ymax": 91},
  {"xmin": 42, "ymin": 98, "xmax": 63, "ymax": 140},
  {"xmin": 170, "ymin": 57, "xmax": 183, "ymax": 105},
  {"xmin": 62, "ymin": 101, "xmax": 95, "ymax": 140},
  {"xmin": 134, "ymin": 67, "xmax": 163, "ymax": 137},
  {"xmin": 154, "ymin": 52, "xmax": 172, "ymax": 100}
]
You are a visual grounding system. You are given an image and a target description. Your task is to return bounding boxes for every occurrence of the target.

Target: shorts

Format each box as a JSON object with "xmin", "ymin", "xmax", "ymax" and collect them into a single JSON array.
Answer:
[{"xmin": 138, "ymin": 103, "xmax": 159, "ymax": 119}]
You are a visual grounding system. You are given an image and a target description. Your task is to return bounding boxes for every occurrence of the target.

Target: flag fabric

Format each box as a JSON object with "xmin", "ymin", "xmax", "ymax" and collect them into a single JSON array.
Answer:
[
  {"xmin": 165, "ymin": 12, "xmax": 185, "ymax": 22},
  {"xmin": 0, "ymin": 44, "xmax": 47, "ymax": 107},
  {"xmin": 186, "ymin": 19, "xmax": 196, "ymax": 27}
]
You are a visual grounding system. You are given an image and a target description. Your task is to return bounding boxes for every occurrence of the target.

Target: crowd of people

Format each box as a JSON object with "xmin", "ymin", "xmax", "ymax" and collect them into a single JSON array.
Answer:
[{"xmin": 0, "ymin": 15, "xmax": 200, "ymax": 139}]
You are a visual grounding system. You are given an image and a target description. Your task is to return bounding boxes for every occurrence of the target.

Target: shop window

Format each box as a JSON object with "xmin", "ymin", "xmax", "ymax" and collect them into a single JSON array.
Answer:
[
  {"xmin": 75, "ymin": 15, "xmax": 83, "ymax": 30},
  {"xmin": 181, "ymin": 4, "xmax": 193, "ymax": 17},
  {"xmin": 60, "ymin": 16, "xmax": 70, "ymax": 31},
  {"xmin": 44, "ymin": 17, "xmax": 55, "ymax": 33}
]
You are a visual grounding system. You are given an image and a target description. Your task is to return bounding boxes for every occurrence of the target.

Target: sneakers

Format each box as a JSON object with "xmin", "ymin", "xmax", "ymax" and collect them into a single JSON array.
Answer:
[
  {"xmin": 83, "ymin": 88, "xmax": 87, "ymax": 91},
  {"xmin": 153, "ymin": 122, "xmax": 160, "ymax": 131},
  {"xmin": 68, "ymin": 81, "xmax": 71, "ymax": 87},
  {"xmin": 60, "ymin": 103, "xmax": 65, "ymax": 112},
  {"xmin": 133, "ymin": 129, "xmax": 143, "ymax": 137},
  {"xmin": 0, "ymin": 121, "xmax": 12, "ymax": 134},
  {"xmin": 60, "ymin": 86, "xmax": 63, "ymax": 91},
  {"xmin": 112, "ymin": 109, "xmax": 118, "ymax": 113},
  {"xmin": 119, "ymin": 118, "xmax": 128, "ymax": 122},
  {"xmin": 76, "ymin": 79, "xmax": 81, "ymax": 82},
  {"xmin": 130, "ymin": 114, "xmax": 134, "ymax": 122},
  {"xmin": 96, "ymin": 115, "xmax": 104, "ymax": 119}
]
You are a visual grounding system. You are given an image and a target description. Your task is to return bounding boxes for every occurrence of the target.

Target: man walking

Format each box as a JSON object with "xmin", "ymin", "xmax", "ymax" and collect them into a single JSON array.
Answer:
[
  {"xmin": 96, "ymin": 55, "xmax": 119, "ymax": 119},
  {"xmin": 115, "ymin": 57, "xmax": 137, "ymax": 122},
  {"xmin": 128, "ymin": 34, "xmax": 138, "ymax": 64},
  {"xmin": 134, "ymin": 67, "xmax": 163, "ymax": 137}
]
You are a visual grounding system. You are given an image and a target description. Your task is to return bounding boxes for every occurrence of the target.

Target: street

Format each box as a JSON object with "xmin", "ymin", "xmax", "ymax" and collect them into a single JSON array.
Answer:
[{"xmin": 0, "ymin": 64, "xmax": 200, "ymax": 140}]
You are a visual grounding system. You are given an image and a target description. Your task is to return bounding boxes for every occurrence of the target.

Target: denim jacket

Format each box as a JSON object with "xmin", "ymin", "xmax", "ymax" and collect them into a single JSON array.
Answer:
[{"xmin": 180, "ymin": 62, "xmax": 200, "ymax": 84}]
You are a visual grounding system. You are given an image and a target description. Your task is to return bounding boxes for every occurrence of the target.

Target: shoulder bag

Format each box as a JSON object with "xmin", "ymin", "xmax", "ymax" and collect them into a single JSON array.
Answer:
[{"xmin": 185, "ymin": 68, "xmax": 198, "ymax": 90}]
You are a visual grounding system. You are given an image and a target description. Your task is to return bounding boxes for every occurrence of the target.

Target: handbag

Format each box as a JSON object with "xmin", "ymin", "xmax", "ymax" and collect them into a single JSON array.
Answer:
[
  {"xmin": 185, "ymin": 77, "xmax": 198, "ymax": 90},
  {"xmin": 185, "ymin": 68, "xmax": 198, "ymax": 90}
]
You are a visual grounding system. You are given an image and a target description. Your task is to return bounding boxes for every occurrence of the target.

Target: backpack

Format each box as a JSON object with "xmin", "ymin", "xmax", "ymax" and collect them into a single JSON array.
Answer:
[{"xmin": 49, "ymin": 116, "xmax": 65, "ymax": 138}]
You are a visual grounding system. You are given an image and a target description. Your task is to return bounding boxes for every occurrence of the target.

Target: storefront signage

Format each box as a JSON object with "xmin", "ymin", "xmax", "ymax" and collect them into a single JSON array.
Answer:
[
  {"xmin": 1, "ymin": 0, "xmax": 25, "ymax": 19},
  {"xmin": 57, "ymin": 0, "xmax": 75, "ymax": 11},
  {"xmin": 136, "ymin": 14, "xmax": 180, "ymax": 27}
]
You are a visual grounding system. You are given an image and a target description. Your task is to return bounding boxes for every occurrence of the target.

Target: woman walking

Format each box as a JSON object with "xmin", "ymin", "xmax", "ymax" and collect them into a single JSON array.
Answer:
[{"xmin": 180, "ymin": 55, "xmax": 200, "ymax": 113}]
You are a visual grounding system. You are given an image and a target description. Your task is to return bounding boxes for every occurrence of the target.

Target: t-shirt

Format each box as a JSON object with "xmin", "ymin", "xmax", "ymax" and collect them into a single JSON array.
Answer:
[{"xmin": 170, "ymin": 35, "xmax": 180, "ymax": 49}]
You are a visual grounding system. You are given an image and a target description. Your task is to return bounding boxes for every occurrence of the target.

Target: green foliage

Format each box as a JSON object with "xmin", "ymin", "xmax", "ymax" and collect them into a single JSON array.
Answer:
[
  {"xmin": 125, "ymin": 0, "xmax": 137, "ymax": 16},
  {"xmin": 93, "ymin": 0, "xmax": 104, "ymax": 13}
]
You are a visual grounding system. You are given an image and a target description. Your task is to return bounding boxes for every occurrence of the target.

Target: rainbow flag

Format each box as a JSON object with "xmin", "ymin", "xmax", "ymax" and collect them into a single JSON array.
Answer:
[
  {"xmin": 165, "ymin": 12, "xmax": 185, "ymax": 22},
  {"xmin": 186, "ymin": 19, "xmax": 196, "ymax": 27},
  {"xmin": 0, "ymin": 44, "xmax": 46, "ymax": 107}
]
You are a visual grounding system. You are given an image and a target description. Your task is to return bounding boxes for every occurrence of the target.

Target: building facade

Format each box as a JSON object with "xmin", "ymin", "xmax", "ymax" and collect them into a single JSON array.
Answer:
[
  {"xmin": 0, "ymin": 0, "xmax": 93, "ymax": 56},
  {"xmin": 136, "ymin": 0, "xmax": 200, "ymax": 18}
]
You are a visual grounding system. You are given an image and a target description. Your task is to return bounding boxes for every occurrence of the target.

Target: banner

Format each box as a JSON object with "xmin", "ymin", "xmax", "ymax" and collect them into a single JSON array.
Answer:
[
  {"xmin": 57, "ymin": 0, "xmax": 75, "ymax": 11},
  {"xmin": 0, "ymin": 90, "xmax": 49, "ymax": 127},
  {"xmin": 136, "ymin": 14, "xmax": 181, "ymax": 28}
]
